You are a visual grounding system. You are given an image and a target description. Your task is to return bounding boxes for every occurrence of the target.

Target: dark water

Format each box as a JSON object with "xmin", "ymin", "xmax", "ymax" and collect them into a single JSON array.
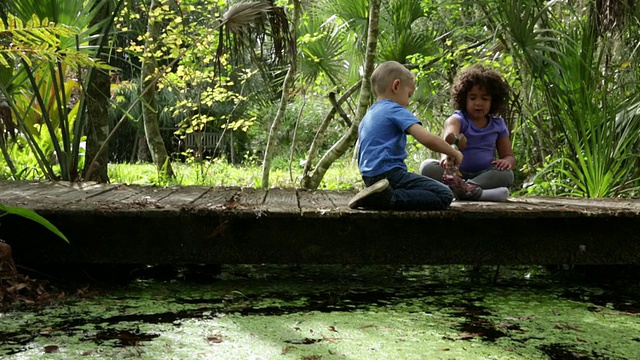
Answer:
[{"xmin": 1, "ymin": 264, "xmax": 639, "ymax": 359}]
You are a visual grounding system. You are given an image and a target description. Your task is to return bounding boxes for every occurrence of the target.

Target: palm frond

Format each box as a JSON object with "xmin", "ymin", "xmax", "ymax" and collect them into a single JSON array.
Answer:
[
  {"xmin": 223, "ymin": 1, "xmax": 272, "ymax": 33},
  {"xmin": 298, "ymin": 15, "xmax": 348, "ymax": 85}
]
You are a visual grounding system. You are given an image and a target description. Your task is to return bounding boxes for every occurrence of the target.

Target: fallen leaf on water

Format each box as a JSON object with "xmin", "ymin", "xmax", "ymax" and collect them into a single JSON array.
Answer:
[
  {"xmin": 358, "ymin": 324, "xmax": 392, "ymax": 331},
  {"xmin": 322, "ymin": 335, "xmax": 339, "ymax": 342},
  {"xmin": 554, "ymin": 323, "xmax": 583, "ymax": 332},
  {"xmin": 206, "ymin": 334, "xmax": 224, "ymax": 343},
  {"xmin": 284, "ymin": 338, "xmax": 322, "ymax": 345},
  {"xmin": 459, "ymin": 333, "xmax": 480, "ymax": 340},
  {"xmin": 43, "ymin": 345, "xmax": 59, "ymax": 353},
  {"xmin": 281, "ymin": 346, "xmax": 295, "ymax": 354}
]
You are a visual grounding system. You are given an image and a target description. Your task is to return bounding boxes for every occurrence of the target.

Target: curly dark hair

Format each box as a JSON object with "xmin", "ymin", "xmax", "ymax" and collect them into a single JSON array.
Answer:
[{"xmin": 450, "ymin": 64, "xmax": 511, "ymax": 115}]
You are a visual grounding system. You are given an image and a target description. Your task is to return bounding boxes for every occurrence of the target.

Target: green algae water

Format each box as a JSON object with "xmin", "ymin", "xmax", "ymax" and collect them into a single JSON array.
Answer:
[{"xmin": 1, "ymin": 265, "xmax": 639, "ymax": 359}]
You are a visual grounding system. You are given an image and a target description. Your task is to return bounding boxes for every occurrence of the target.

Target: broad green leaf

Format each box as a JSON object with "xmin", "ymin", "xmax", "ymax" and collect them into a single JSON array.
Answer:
[{"xmin": 0, "ymin": 204, "xmax": 69, "ymax": 243}]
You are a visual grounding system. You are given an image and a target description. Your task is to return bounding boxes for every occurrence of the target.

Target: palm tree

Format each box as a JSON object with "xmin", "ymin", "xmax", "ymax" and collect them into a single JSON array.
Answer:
[
  {"xmin": 83, "ymin": 0, "xmax": 118, "ymax": 183},
  {"xmin": 301, "ymin": 0, "xmax": 380, "ymax": 189},
  {"xmin": 261, "ymin": 0, "xmax": 301, "ymax": 188},
  {"xmin": 1, "ymin": 0, "xmax": 117, "ymax": 181}
]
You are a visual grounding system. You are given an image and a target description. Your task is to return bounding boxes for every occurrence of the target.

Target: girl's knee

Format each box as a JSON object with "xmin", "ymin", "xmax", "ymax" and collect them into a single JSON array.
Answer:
[{"xmin": 419, "ymin": 159, "xmax": 442, "ymax": 178}]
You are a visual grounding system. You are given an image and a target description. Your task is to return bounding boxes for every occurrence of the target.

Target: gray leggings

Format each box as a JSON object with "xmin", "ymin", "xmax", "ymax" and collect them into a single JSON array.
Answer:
[{"xmin": 419, "ymin": 159, "xmax": 514, "ymax": 189}]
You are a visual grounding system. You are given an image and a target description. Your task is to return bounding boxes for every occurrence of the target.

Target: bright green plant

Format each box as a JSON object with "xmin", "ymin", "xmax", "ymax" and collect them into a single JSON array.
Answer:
[
  {"xmin": 0, "ymin": 1, "xmax": 117, "ymax": 181},
  {"xmin": 0, "ymin": 204, "xmax": 68, "ymax": 243},
  {"xmin": 487, "ymin": 0, "xmax": 640, "ymax": 197}
]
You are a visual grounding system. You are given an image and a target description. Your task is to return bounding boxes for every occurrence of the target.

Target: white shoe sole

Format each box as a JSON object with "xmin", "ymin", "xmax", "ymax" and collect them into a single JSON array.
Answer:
[{"xmin": 348, "ymin": 179, "xmax": 390, "ymax": 209}]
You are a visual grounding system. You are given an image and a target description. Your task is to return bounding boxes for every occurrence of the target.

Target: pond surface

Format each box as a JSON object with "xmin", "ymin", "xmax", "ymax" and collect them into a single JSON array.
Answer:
[{"xmin": 1, "ymin": 265, "xmax": 639, "ymax": 359}]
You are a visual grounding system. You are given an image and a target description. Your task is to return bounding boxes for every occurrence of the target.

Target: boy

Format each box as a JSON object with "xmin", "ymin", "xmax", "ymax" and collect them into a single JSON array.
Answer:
[{"xmin": 349, "ymin": 61, "xmax": 464, "ymax": 210}]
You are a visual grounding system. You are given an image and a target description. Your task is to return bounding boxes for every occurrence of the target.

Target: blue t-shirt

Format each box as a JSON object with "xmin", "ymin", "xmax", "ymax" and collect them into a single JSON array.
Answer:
[
  {"xmin": 453, "ymin": 110, "xmax": 509, "ymax": 173},
  {"xmin": 357, "ymin": 99, "xmax": 421, "ymax": 177}
]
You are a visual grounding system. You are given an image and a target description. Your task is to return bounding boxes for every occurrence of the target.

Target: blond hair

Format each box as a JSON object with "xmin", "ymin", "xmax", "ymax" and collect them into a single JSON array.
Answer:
[{"xmin": 370, "ymin": 61, "xmax": 414, "ymax": 97}]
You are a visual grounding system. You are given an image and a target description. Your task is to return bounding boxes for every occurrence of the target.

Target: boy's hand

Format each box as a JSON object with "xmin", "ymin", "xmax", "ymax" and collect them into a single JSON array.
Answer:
[{"xmin": 450, "ymin": 149, "xmax": 463, "ymax": 166}]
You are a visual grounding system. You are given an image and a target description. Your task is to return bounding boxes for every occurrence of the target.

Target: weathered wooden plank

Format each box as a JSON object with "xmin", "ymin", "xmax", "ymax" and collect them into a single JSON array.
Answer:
[
  {"xmin": 158, "ymin": 186, "xmax": 211, "ymax": 206},
  {"xmin": 1, "ymin": 181, "xmax": 109, "ymax": 211},
  {"xmin": 56, "ymin": 183, "xmax": 116, "ymax": 204},
  {"xmin": 0, "ymin": 181, "xmax": 74, "ymax": 206},
  {"xmin": 298, "ymin": 189, "xmax": 336, "ymax": 217},
  {"xmin": 224, "ymin": 187, "xmax": 268, "ymax": 218},
  {"xmin": 236, "ymin": 187, "xmax": 267, "ymax": 206},
  {"xmin": 263, "ymin": 188, "xmax": 299, "ymax": 214},
  {"xmin": 80, "ymin": 184, "xmax": 142, "ymax": 203},
  {"xmin": 516, "ymin": 196, "xmax": 640, "ymax": 214},
  {"xmin": 189, "ymin": 187, "xmax": 241, "ymax": 211},
  {"xmin": 324, "ymin": 190, "xmax": 355, "ymax": 214},
  {"xmin": 116, "ymin": 186, "xmax": 178, "ymax": 208},
  {"xmin": 30, "ymin": 182, "xmax": 117, "ymax": 208}
]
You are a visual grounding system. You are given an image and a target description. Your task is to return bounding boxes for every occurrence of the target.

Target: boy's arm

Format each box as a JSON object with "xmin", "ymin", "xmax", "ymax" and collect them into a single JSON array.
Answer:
[{"xmin": 407, "ymin": 124, "xmax": 463, "ymax": 165}]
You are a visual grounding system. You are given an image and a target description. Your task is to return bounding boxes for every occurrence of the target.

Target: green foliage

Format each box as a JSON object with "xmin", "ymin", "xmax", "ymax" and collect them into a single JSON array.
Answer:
[
  {"xmin": 114, "ymin": 0, "xmax": 269, "ymax": 164},
  {"xmin": 107, "ymin": 157, "xmax": 360, "ymax": 190},
  {"xmin": 378, "ymin": 0, "xmax": 437, "ymax": 64},
  {"xmin": 298, "ymin": 13, "xmax": 348, "ymax": 85},
  {"xmin": 490, "ymin": 0, "xmax": 640, "ymax": 197},
  {"xmin": 3, "ymin": 0, "xmax": 639, "ymax": 198},
  {"xmin": 0, "ymin": 1, "xmax": 116, "ymax": 181},
  {"xmin": 0, "ymin": 14, "xmax": 100, "ymax": 68},
  {"xmin": 0, "ymin": 203, "xmax": 68, "ymax": 243}
]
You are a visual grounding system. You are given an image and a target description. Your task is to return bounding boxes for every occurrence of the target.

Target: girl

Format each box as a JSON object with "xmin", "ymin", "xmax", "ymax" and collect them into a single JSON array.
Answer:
[{"xmin": 420, "ymin": 64, "xmax": 515, "ymax": 201}]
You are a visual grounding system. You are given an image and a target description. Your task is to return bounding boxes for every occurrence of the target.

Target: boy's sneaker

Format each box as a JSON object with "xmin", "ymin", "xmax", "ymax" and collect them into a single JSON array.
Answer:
[{"xmin": 348, "ymin": 179, "xmax": 392, "ymax": 209}]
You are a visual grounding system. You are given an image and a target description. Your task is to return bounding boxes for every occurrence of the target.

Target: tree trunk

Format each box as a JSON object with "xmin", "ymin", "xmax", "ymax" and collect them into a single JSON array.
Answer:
[
  {"xmin": 302, "ymin": 0, "xmax": 380, "ymax": 190},
  {"xmin": 0, "ymin": 92, "xmax": 18, "ymax": 177},
  {"xmin": 260, "ymin": 0, "xmax": 300, "ymax": 188},
  {"xmin": 300, "ymin": 80, "xmax": 361, "ymax": 188},
  {"xmin": 83, "ymin": 0, "xmax": 111, "ymax": 183},
  {"xmin": 141, "ymin": 0, "xmax": 173, "ymax": 177}
]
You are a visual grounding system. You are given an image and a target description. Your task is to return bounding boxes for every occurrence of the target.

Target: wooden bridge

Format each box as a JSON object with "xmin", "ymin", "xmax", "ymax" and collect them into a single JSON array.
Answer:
[{"xmin": 1, "ymin": 180, "xmax": 639, "ymax": 266}]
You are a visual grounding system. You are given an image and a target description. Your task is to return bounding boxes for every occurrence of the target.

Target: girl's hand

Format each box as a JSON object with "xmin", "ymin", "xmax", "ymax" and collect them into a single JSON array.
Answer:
[{"xmin": 493, "ymin": 157, "xmax": 515, "ymax": 170}]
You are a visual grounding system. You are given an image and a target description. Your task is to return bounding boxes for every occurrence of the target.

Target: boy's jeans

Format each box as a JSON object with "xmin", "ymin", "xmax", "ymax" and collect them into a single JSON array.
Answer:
[{"xmin": 363, "ymin": 168, "xmax": 454, "ymax": 210}]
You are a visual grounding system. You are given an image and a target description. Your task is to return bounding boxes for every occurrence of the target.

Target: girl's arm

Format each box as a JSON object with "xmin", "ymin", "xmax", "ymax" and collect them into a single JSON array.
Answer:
[
  {"xmin": 439, "ymin": 115, "xmax": 463, "ymax": 165},
  {"xmin": 442, "ymin": 115, "xmax": 462, "ymax": 143},
  {"xmin": 494, "ymin": 136, "xmax": 516, "ymax": 170}
]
